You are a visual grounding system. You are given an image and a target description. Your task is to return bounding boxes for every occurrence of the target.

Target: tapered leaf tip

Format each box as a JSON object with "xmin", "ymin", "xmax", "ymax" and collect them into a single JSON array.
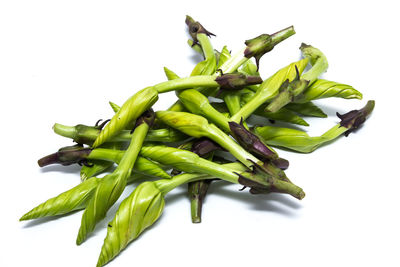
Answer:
[{"xmin": 19, "ymin": 213, "xmax": 29, "ymax": 221}]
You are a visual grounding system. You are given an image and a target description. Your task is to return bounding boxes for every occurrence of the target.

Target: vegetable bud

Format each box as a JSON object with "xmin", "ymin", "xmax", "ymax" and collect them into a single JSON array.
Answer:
[
  {"xmin": 156, "ymin": 111, "xmax": 211, "ymax": 138},
  {"xmin": 265, "ymin": 66, "xmax": 310, "ymax": 112},
  {"xmin": 38, "ymin": 144, "xmax": 92, "ymax": 167},
  {"xmin": 185, "ymin": 15, "xmax": 215, "ymax": 46},
  {"xmin": 134, "ymin": 108, "xmax": 155, "ymax": 128},
  {"xmin": 337, "ymin": 100, "xmax": 375, "ymax": 136},
  {"xmin": 191, "ymin": 138, "xmax": 222, "ymax": 157},
  {"xmin": 229, "ymin": 119, "xmax": 277, "ymax": 160},
  {"xmin": 215, "ymin": 73, "xmax": 262, "ymax": 91},
  {"xmin": 237, "ymin": 162, "xmax": 305, "ymax": 199},
  {"xmin": 244, "ymin": 26, "xmax": 295, "ymax": 69},
  {"xmin": 97, "ymin": 181, "xmax": 165, "ymax": 267}
]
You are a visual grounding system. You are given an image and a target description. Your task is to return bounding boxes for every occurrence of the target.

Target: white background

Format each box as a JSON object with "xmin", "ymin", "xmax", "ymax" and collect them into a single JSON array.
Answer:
[{"xmin": 1, "ymin": 1, "xmax": 399, "ymax": 266}]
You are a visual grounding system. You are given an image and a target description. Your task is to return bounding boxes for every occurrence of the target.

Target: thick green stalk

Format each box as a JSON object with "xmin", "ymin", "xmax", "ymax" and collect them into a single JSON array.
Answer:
[
  {"xmin": 53, "ymin": 123, "xmax": 186, "ymax": 144},
  {"xmin": 81, "ymin": 142, "xmax": 119, "ymax": 181},
  {"xmin": 187, "ymin": 39, "xmax": 204, "ymax": 55},
  {"xmin": 86, "ymin": 149, "xmax": 171, "ymax": 179},
  {"xmin": 188, "ymin": 180, "xmax": 212, "ymax": 223},
  {"xmin": 220, "ymin": 47, "xmax": 249, "ymax": 74},
  {"xmin": 197, "ymin": 33, "xmax": 216, "ymax": 61},
  {"xmin": 156, "ymin": 162, "xmax": 245, "ymax": 193},
  {"xmin": 224, "ymin": 92, "xmax": 250, "ymax": 129},
  {"xmin": 154, "ymin": 75, "xmax": 220, "ymax": 93},
  {"xmin": 177, "ymin": 89, "xmax": 231, "ymax": 132},
  {"xmin": 224, "ymin": 92, "xmax": 242, "ymax": 115}
]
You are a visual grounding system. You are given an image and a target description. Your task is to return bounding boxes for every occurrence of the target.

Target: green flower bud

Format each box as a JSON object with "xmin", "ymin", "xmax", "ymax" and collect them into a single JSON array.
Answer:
[
  {"xmin": 215, "ymin": 73, "xmax": 263, "ymax": 91},
  {"xmin": 244, "ymin": 26, "xmax": 295, "ymax": 69},
  {"xmin": 185, "ymin": 15, "xmax": 215, "ymax": 46},
  {"xmin": 156, "ymin": 111, "xmax": 211, "ymax": 138},
  {"xmin": 300, "ymin": 79, "xmax": 363, "ymax": 102},
  {"xmin": 93, "ymin": 87, "xmax": 159, "ymax": 148},
  {"xmin": 37, "ymin": 144, "xmax": 92, "ymax": 167},
  {"xmin": 20, "ymin": 177, "xmax": 100, "ymax": 221},
  {"xmin": 96, "ymin": 181, "xmax": 165, "ymax": 267}
]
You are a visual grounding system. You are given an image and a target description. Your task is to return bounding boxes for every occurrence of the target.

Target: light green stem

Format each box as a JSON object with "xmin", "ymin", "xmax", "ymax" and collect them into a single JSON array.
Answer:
[
  {"xmin": 197, "ymin": 33, "xmax": 215, "ymax": 61},
  {"xmin": 219, "ymin": 47, "xmax": 248, "ymax": 74},
  {"xmin": 154, "ymin": 75, "xmax": 219, "ymax": 93},
  {"xmin": 88, "ymin": 148, "xmax": 123, "ymax": 163},
  {"xmin": 224, "ymin": 93, "xmax": 242, "ymax": 115},
  {"xmin": 156, "ymin": 162, "xmax": 245, "ymax": 193},
  {"xmin": 53, "ymin": 123, "xmax": 186, "ymax": 144},
  {"xmin": 114, "ymin": 123, "xmax": 149, "ymax": 175}
]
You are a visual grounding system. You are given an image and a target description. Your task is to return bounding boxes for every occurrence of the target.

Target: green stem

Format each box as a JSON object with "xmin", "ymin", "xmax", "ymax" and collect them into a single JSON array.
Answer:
[
  {"xmin": 205, "ymin": 109, "xmax": 231, "ymax": 133},
  {"xmin": 53, "ymin": 123, "xmax": 76, "ymax": 138},
  {"xmin": 53, "ymin": 123, "xmax": 186, "ymax": 144},
  {"xmin": 177, "ymin": 89, "xmax": 231, "ymax": 132},
  {"xmin": 224, "ymin": 93, "xmax": 250, "ymax": 129},
  {"xmin": 219, "ymin": 47, "xmax": 248, "ymax": 74},
  {"xmin": 88, "ymin": 148, "xmax": 123, "ymax": 163},
  {"xmin": 154, "ymin": 75, "xmax": 219, "ymax": 93},
  {"xmin": 197, "ymin": 33, "xmax": 215, "ymax": 61},
  {"xmin": 114, "ymin": 122, "xmax": 149, "ymax": 175},
  {"xmin": 155, "ymin": 162, "xmax": 246, "ymax": 194},
  {"xmin": 224, "ymin": 93, "xmax": 242, "ymax": 115}
]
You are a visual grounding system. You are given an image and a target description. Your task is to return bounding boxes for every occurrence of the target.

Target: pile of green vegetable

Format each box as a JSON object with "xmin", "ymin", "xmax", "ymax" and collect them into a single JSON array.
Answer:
[{"xmin": 20, "ymin": 16, "xmax": 374, "ymax": 266}]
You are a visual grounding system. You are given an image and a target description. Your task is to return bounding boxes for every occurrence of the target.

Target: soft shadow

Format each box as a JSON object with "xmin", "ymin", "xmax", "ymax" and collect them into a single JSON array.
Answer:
[
  {"xmin": 249, "ymin": 114, "xmax": 306, "ymax": 132},
  {"xmin": 315, "ymin": 103, "xmax": 348, "ymax": 117},
  {"xmin": 207, "ymin": 181, "xmax": 302, "ymax": 217},
  {"xmin": 164, "ymin": 191, "xmax": 188, "ymax": 205},
  {"xmin": 39, "ymin": 164, "xmax": 81, "ymax": 174},
  {"xmin": 189, "ymin": 53, "xmax": 204, "ymax": 64},
  {"xmin": 21, "ymin": 210, "xmax": 81, "ymax": 228}
]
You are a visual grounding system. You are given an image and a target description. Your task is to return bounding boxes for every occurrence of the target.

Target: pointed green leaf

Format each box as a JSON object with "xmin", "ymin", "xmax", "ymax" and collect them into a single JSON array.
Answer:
[
  {"xmin": 109, "ymin": 101, "xmax": 121, "ymax": 113},
  {"xmin": 255, "ymin": 107, "xmax": 309, "ymax": 126},
  {"xmin": 20, "ymin": 177, "xmax": 100, "ymax": 221},
  {"xmin": 217, "ymin": 46, "xmax": 231, "ymax": 69},
  {"xmin": 96, "ymin": 181, "xmax": 165, "ymax": 267},
  {"xmin": 254, "ymin": 125, "xmax": 347, "ymax": 153},
  {"xmin": 286, "ymin": 102, "xmax": 327, "ymax": 118},
  {"xmin": 302, "ymin": 79, "xmax": 363, "ymax": 102},
  {"xmin": 163, "ymin": 67, "xmax": 180, "ymax": 80},
  {"xmin": 134, "ymin": 157, "xmax": 171, "ymax": 179}
]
